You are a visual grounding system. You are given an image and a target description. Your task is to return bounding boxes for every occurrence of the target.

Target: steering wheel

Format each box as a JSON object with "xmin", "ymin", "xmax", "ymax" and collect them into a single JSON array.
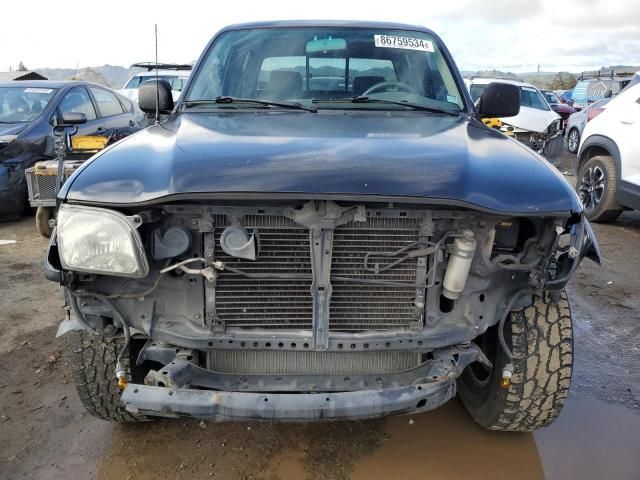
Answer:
[{"xmin": 362, "ymin": 81, "xmax": 418, "ymax": 96}]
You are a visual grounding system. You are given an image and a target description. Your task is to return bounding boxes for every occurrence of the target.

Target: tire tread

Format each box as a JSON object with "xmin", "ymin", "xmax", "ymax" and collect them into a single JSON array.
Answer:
[
  {"xmin": 459, "ymin": 291, "xmax": 573, "ymax": 431},
  {"xmin": 68, "ymin": 331, "xmax": 146, "ymax": 422}
]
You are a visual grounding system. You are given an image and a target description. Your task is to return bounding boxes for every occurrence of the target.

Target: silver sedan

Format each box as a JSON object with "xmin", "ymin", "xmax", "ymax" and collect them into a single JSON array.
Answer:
[{"xmin": 565, "ymin": 98, "xmax": 610, "ymax": 153}]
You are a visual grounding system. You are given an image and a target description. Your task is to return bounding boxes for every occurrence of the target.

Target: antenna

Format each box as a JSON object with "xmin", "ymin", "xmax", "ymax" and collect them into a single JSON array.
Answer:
[{"xmin": 155, "ymin": 24, "xmax": 160, "ymax": 124}]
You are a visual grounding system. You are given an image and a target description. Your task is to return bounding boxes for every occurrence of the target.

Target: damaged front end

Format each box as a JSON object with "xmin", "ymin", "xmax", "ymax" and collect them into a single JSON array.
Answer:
[
  {"xmin": 0, "ymin": 133, "xmax": 54, "ymax": 216},
  {"xmin": 499, "ymin": 117, "xmax": 564, "ymax": 161},
  {"xmin": 47, "ymin": 199, "xmax": 598, "ymax": 420}
]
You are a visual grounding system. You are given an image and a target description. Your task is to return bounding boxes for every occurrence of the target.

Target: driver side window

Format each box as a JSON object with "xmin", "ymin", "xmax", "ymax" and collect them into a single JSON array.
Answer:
[{"xmin": 59, "ymin": 87, "xmax": 97, "ymax": 121}]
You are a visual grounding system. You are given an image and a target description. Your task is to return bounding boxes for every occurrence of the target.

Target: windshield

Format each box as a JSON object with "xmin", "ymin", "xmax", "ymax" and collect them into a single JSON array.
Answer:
[
  {"xmin": 185, "ymin": 27, "xmax": 465, "ymax": 112},
  {"xmin": 0, "ymin": 86, "xmax": 57, "ymax": 123},
  {"xmin": 520, "ymin": 86, "xmax": 549, "ymax": 110},
  {"xmin": 125, "ymin": 75, "xmax": 187, "ymax": 91},
  {"xmin": 542, "ymin": 91, "xmax": 560, "ymax": 104}
]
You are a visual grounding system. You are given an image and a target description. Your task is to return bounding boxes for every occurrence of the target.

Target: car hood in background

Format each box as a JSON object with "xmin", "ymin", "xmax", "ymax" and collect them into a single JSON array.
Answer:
[
  {"xmin": 501, "ymin": 106, "xmax": 560, "ymax": 133},
  {"xmin": 62, "ymin": 111, "xmax": 582, "ymax": 215},
  {"xmin": 0, "ymin": 123, "xmax": 28, "ymax": 137},
  {"xmin": 551, "ymin": 103, "xmax": 576, "ymax": 115}
]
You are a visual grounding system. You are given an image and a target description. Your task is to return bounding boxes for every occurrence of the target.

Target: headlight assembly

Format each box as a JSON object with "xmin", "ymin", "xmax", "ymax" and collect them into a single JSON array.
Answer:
[{"xmin": 57, "ymin": 205, "xmax": 148, "ymax": 278}]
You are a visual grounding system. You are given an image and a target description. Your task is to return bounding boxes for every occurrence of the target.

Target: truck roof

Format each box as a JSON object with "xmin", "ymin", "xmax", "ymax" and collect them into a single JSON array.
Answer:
[{"xmin": 221, "ymin": 19, "xmax": 429, "ymax": 32}]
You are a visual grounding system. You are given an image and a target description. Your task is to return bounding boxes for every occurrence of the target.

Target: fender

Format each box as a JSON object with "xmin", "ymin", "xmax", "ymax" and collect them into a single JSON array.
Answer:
[{"xmin": 577, "ymin": 134, "xmax": 621, "ymax": 180}]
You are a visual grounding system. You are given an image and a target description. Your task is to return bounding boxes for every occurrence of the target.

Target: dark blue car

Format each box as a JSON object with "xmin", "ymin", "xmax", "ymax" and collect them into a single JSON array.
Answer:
[
  {"xmin": 47, "ymin": 21, "xmax": 600, "ymax": 431},
  {"xmin": 0, "ymin": 80, "xmax": 146, "ymax": 218}
]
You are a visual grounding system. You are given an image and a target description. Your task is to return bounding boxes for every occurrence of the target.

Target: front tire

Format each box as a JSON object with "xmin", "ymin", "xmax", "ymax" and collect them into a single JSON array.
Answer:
[
  {"xmin": 68, "ymin": 331, "xmax": 148, "ymax": 422},
  {"xmin": 458, "ymin": 291, "xmax": 573, "ymax": 431},
  {"xmin": 567, "ymin": 128, "xmax": 580, "ymax": 154},
  {"xmin": 35, "ymin": 207, "xmax": 53, "ymax": 237},
  {"xmin": 577, "ymin": 155, "xmax": 622, "ymax": 222}
]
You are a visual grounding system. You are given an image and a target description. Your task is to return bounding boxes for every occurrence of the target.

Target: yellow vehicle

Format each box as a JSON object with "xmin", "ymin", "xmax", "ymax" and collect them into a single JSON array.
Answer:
[{"xmin": 481, "ymin": 117, "xmax": 503, "ymax": 129}]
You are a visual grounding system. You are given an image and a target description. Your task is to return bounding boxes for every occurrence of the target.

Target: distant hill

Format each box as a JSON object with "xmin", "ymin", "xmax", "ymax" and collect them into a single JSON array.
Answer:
[
  {"xmin": 462, "ymin": 66, "xmax": 639, "ymax": 90},
  {"xmin": 35, "ymin": 65, "xmax": 138, "ymax": 88}
]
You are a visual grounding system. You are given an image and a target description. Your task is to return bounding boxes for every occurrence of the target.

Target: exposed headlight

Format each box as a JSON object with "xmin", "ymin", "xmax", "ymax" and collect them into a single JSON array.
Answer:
[{"xmin": 57, "ymin": 205, "xmax": 148, "ymax": 278}]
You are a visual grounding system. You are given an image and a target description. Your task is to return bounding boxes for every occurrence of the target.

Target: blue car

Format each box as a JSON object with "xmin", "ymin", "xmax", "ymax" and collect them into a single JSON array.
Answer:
[{"xmin": 0, "ymin": 80, "xmax": 147, "ymax": 218}]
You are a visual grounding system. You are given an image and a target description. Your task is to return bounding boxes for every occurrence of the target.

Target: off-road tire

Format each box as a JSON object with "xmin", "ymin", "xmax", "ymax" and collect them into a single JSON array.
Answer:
[
  {"xmin": 458, "ymin": 291, "xmax": 573, "ymax": 431},
  {"xmin": 577, "ymin": 155, "xmax": 623, "ymax": 222},
  {"xmin": 68, "ymin": 330, "xmax": 147, "ymax": 422},
  {"xmin": 35, "ymin": 207, "xmax": 53, "ymax": 238}
]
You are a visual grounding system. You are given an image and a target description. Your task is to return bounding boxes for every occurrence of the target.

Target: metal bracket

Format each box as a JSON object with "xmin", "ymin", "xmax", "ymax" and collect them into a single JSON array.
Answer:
[
  {"xmin": 412, "ymin": 211, "xmax": 433, "ymax": 328},
  {"xmin": 203, "ymin": 231, "xmax": 224, "ymax": 332},
  {"xmin": 310, "ymin": 228, "xmax": 333, "ymax": 351},
  {"xmin": 284, "ymin": 200, "xmax": 365, "ymax": 229},
  {"xmin": 196, "ymin": 209, "xmax": 215, "ymax": 233}
]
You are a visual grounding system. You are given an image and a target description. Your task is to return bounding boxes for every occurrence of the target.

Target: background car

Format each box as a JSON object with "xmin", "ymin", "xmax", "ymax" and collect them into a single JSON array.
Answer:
[
  {"xmin": 571, "ymin": 71, "xmax": 633, "ymax": 110},
  {"xmin": 577, "ymin": 83, "xmax": 640, "ymax": 221},
  {"xmin": 467, "ymin": 77, "xmax": 563, "ymax": 161},
  {"xmin": 541, "ymin": 89, "xmax": 577, "ymax": 131},
  {"xmin": 117, "ymin": 63, "xmax": 192, "ymax": 105},
  {"xmin": 0, "ymin": 80, "xmax": 147, "ymax": 218},
  {"xmin": 565, "ymin": 98, "xmax": 610, "ymax": 153},
  {"xmin": 558, "ymin": 89, "xmax": 574, "ymax": 106},
  {"xmin": 622, "ymin": 71, "xmax": 640, "ymax": 91}
]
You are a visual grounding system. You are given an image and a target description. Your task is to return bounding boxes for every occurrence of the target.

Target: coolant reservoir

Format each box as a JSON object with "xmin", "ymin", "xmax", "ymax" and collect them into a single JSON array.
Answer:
[{"xmin": 442, "ymin": 230, "xmax": 477, "ymax": 300}]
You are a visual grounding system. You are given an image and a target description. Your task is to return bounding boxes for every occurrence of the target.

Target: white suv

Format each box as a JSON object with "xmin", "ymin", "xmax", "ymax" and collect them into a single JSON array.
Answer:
[
  {"xmin": 117, "ymin": 63, "xmax": 192, "ymax": 105},
  {"xmin": 577, "ymin": 83, "xmax": 640, "ymax": 221}
]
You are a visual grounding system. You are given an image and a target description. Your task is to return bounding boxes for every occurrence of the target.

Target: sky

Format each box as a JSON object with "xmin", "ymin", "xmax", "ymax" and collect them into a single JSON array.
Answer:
[{"xmin": 1, "ymin": 0, "xmax": 638, "ymax": 73}]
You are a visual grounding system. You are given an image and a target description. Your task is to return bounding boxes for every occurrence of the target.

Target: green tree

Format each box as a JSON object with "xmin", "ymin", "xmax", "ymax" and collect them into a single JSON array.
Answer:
[{"xmin": 550, "ymin": 72, "xmax": 577, "ymax": 90}]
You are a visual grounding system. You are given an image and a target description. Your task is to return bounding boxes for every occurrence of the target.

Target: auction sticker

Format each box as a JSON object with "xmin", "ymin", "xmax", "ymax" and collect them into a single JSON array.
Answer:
[
  {"xmin": 374, "ymin": 35, "xmax": 434, "ymax": 52},
  {"xmin": 24, "ymin": 88, "xmax": 53, "ymax": 94}
]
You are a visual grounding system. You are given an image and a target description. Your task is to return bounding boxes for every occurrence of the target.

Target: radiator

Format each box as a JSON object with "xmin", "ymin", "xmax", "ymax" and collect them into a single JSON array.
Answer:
[
  {"xmin": 207, "ymin": 349, "xmax": 422, "ymax": 375},
  {"xmin": 213, "ymin": 215, "xmax": 422, "ymax": 331}
]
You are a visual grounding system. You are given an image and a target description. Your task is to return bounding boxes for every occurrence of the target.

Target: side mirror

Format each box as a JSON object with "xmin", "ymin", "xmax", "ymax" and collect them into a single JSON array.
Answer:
[
  {"xmin": 61, "ymin": 112, "xmax": 87, "ymax": 125},
  {"xmin": 138, "ymin": 79, "xmax": 174, "ymax": 114},
  {"xmin": 477, "ymin": 83, "xmax": 520, "ymax": 118}
]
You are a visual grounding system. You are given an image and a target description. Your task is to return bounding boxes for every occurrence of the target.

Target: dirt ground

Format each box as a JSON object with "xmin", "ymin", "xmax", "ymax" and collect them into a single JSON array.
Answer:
[{"xmin": 1, "ymin": 156, "xmax": 639, "ymax": 480}]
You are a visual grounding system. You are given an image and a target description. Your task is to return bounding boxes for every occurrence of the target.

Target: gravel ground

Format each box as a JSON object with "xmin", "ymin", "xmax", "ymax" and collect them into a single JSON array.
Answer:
[{"xmin": 0, "ymin": 154, "xmax": 639, "ymax": 480}]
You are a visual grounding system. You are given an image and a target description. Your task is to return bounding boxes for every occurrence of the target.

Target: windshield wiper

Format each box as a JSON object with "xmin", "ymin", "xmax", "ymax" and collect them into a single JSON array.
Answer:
[
  {"xmin": 313, "ymin": 96, "xmax": 460, "ymax": 115},
  {"xmin": 182, "ymin": 96, "xmax": 317, "ymax": 112}
]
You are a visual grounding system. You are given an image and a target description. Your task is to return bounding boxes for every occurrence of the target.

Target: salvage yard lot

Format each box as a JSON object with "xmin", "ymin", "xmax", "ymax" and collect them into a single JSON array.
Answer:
[{"xmin": 1, "ymin": 159, "xmax": 639, "ymax": 480}]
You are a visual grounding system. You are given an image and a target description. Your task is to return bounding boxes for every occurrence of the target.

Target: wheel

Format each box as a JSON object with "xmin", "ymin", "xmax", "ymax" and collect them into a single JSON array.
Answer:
[
  {"xmin": 35, "ymin": 207, "xmax": 53, "ymax": 237},
  {"xmin": 458, "ymin": 291, "xmax": 573, "ymax": 431},
  {"xmin": 577, "ymin": 155, "xmax": 622, "ymax": 222},
  {"xmin": 567, "ymin": 128, "xmax": 580, "ymax": 154},
  {"xmin": 68, "ymin": 330, "xmax": 148, "ymax": 422}
]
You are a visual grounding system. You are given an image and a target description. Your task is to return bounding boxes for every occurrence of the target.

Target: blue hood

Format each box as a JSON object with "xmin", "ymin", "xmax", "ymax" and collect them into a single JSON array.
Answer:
[{"xmin": 62, "ymin": 111, "xmax": 582, "ymax": 215}]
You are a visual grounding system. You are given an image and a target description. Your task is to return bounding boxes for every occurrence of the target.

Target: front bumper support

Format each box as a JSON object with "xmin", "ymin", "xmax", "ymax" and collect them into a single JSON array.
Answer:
[{"xmin": 121, "ymin": 379, "xmax": 455, "ymax": 421}]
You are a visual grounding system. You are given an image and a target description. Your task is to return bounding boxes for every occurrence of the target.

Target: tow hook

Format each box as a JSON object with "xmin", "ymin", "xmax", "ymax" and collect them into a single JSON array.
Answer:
[{"xmin": 501, "ymin": 363, "xmax": 514, "ymax": 388}]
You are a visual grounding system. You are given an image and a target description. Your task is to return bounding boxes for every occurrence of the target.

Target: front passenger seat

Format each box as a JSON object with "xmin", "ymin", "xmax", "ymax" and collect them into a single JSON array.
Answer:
[{"xmin": 266, "ymin": 71, "xmax": 303, "ymax": 99}]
